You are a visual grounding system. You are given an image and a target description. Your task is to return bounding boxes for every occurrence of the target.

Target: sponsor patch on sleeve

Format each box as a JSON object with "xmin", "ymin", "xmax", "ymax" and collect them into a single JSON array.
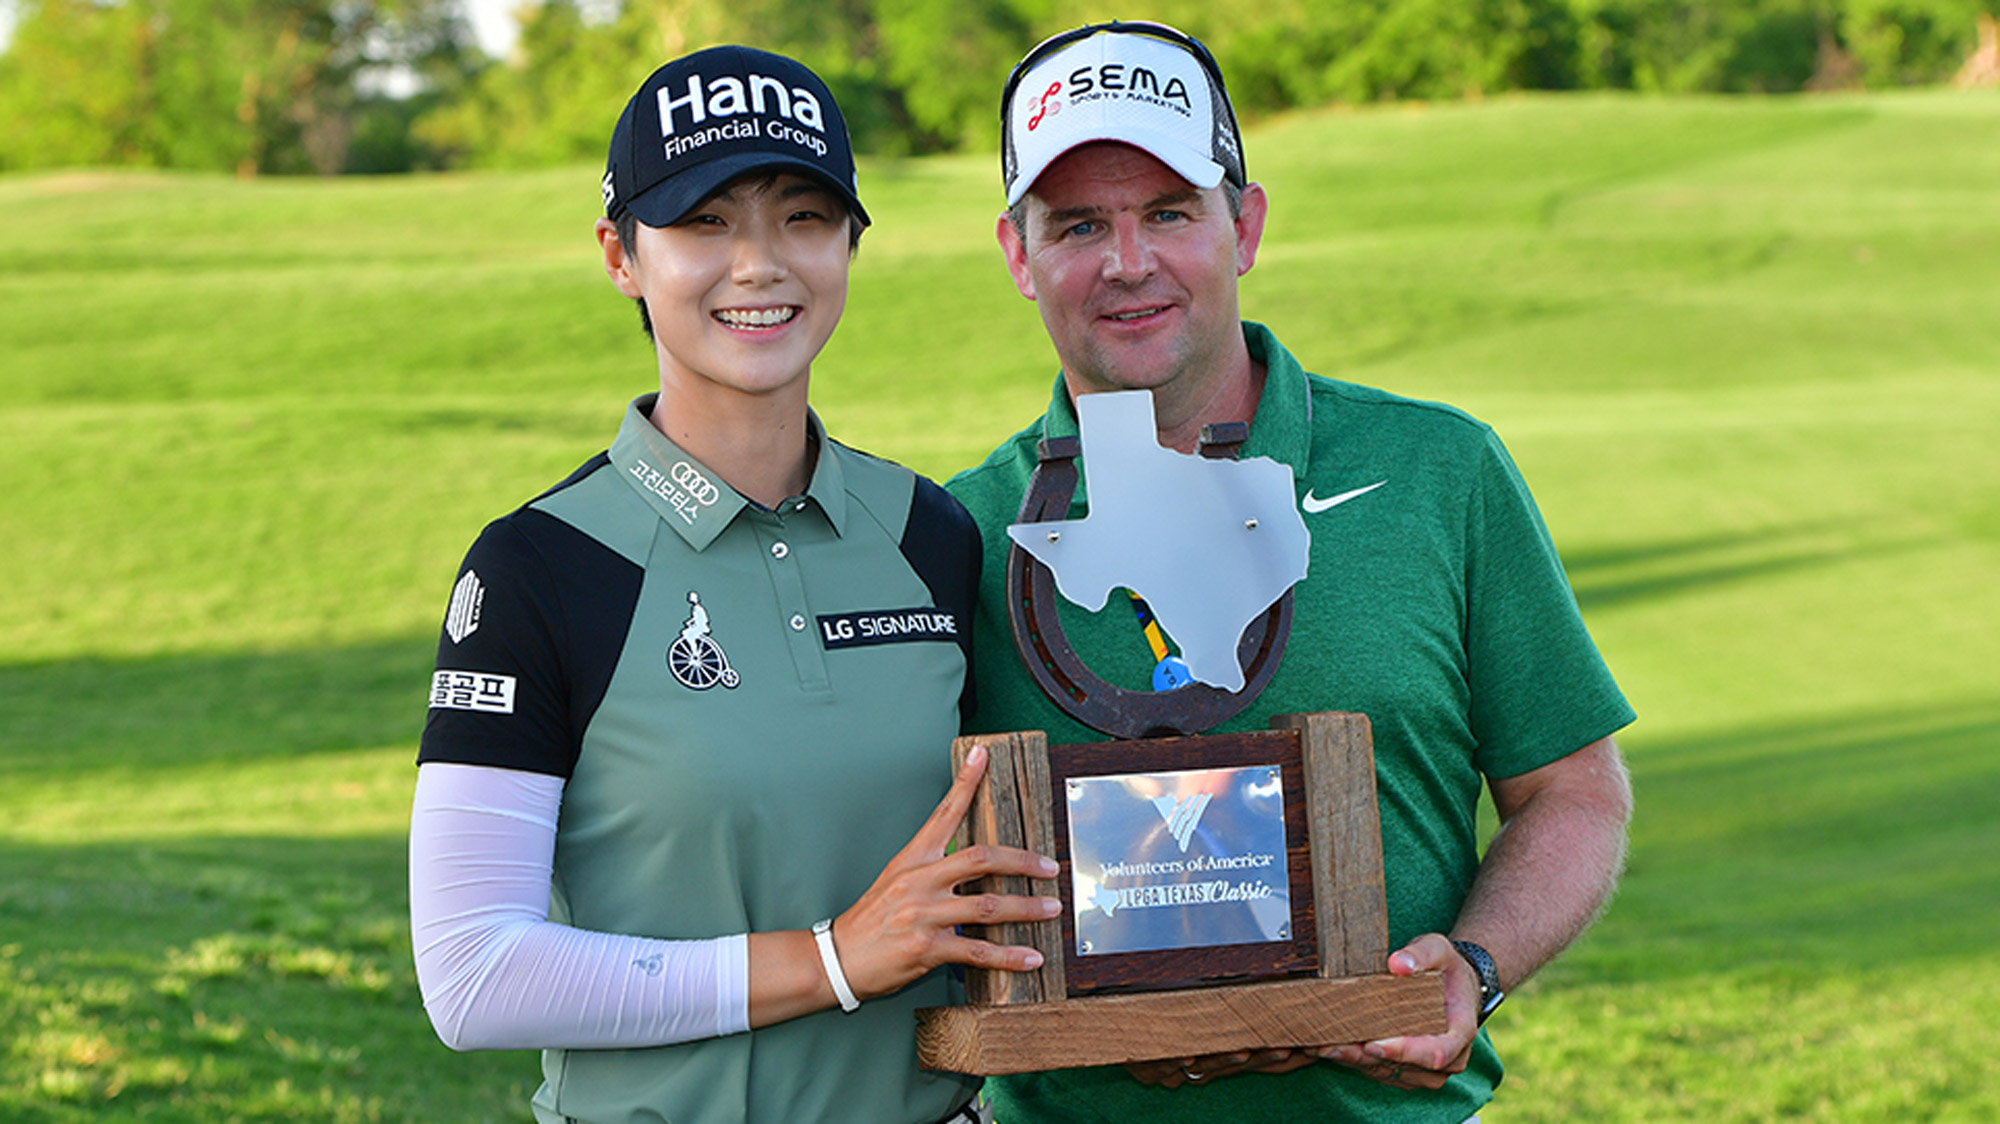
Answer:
[
  {"xmin": 445, "ymin": 570, "xmax": 484, "ymax": 644},
  {"xmin": 429, "ymin": 670, "xmax": 517, "ymax": 713},
  {"xmin": 816, "ymin": 608, "xmax": 961, "ymax": 649}
]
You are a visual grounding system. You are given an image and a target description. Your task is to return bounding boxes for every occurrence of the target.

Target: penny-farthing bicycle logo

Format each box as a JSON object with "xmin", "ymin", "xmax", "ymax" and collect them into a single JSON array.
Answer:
[{"xmin": 668, "ymin": 591, "xmax": 739, "ymax": 690}]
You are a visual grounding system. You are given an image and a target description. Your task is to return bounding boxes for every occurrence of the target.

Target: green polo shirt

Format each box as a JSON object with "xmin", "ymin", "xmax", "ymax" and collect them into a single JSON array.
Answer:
[
  {"xmin": 945, "ymin": 323, "xmax": 1633, "ymax": 1124},
  {"xmin": 423, "ymin": 396, "xmax": 981, "ymax": 1124}
]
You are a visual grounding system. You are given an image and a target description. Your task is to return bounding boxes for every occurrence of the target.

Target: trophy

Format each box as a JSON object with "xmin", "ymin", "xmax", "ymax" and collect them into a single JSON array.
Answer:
[{"xmin": 915, "ymin": 392, "xmax": 1446, "ymax": 1075}]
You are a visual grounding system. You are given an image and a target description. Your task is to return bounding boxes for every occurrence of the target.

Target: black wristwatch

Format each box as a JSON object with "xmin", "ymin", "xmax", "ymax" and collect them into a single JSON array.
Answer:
[{"xmin": 1451, "ymin": 940, "xmax": 1506, "ymax": 1025}]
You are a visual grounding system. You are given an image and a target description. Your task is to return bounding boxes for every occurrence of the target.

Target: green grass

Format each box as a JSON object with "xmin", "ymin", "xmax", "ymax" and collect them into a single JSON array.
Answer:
[{"xmin": 3, "ymin": 89, "xmax": 1998, "ymax": 1121}]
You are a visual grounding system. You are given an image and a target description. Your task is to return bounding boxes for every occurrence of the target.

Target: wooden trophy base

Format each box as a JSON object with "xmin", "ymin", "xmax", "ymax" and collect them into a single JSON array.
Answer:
[
  {"xmin": 917, "ymin": 971, "xmax": 1443, "ymax": 1075},
  {"xmin": 915, "ymin": 712, "xmax": 1447, "ymax": 1075}
]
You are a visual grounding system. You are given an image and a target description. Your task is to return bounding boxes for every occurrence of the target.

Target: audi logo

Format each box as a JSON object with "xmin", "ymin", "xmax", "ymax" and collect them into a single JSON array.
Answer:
[{"xmin": 672, "ymin": 461, "xmax": 720, "ymax": 506}]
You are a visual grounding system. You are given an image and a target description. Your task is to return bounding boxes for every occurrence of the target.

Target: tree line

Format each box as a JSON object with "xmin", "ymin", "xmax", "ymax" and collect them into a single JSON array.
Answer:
[{"xmin": 1, "ymin": 0, "xmax": 1993, "ymax": 176}]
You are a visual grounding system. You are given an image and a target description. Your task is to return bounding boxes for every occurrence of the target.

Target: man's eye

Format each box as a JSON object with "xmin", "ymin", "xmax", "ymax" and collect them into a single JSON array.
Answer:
[
  {"xmin": 1063, "ymin": 220, "xmax": 1098, "ymax": 239},
  {"xmin": 1153, "ymin": 209, "xmax": 1186, "ymax": 224},
  {"xmin": 790, "ymin": 209, "xmax": 827, "ymax": 223}
]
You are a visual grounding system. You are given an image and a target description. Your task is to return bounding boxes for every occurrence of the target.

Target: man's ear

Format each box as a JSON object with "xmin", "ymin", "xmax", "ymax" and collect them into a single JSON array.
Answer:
[
  {"xmin": 596, "ymin": 216, "xmax": 643, "ymax": 299},
  {"xmin": 1234, "ymin": 183, "xmax": 1269, "ymax": 278},
  {"xmin": 996, "ymin": 212, "xmax": 1038, "ymax": 301}
]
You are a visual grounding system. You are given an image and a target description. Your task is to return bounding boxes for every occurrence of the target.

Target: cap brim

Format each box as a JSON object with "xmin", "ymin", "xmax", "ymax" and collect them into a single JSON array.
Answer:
[
  {"xmin": 625, "ymin": 151, "xmax": 871, "ymax": 228},
  {"xmin": 1005, "ymin": 127, "xmax": 1224, "ymax": 207}
]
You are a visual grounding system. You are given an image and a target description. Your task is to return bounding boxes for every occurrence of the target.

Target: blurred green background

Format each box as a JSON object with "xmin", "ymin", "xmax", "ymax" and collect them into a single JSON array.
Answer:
[
  {"xmin": 3, "ymin": 2, "xmax": 1999, "ymax": 1122},
  {"xmin": 4, "ymin": 0, "xmax": 1998, "ymax": 173}
]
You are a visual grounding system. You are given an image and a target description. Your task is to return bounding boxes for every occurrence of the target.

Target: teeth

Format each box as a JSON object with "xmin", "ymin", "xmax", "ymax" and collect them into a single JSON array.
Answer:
[
  {"xmin": 716, "ymin": 307, "xmax": 796, "ymax": 328},
  {"xmin": 1110, "ymin": 308, "xmax": 1163, "ymax": 321}
]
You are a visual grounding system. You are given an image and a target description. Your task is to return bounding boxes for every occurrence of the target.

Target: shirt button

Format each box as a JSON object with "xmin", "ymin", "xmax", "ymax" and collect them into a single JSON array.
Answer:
[
  {"xmin": 789, "ymin": 614, "xmax": 806, "ymax": 631},
  {"xmin": 771, "ymin": 542, "xmax": 790, "ymax": 560}
]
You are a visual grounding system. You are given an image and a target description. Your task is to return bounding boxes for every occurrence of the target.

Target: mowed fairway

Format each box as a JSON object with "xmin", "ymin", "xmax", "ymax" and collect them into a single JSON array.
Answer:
[{"xmin": 3, "ymin": 90, "xmax": 1997, "ymax": 1122}]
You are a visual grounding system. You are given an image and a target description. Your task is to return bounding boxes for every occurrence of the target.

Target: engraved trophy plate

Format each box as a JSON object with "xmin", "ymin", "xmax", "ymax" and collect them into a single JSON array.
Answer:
[{"xmin": 1066, "ymin": 765, "xmax": 1291, "ymax": 957}]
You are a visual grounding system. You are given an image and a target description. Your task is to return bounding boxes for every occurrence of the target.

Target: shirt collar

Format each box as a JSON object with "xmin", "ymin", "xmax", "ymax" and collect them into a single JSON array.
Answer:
[
  {"xmin": 609, "ymin": 394, "xmax": 846, "ymax": 550},
  {"xmin": 1238, "ymin": 320, "xmax": 1312, "ymax": 478},
  {"xmin": 800, "ymin": 411, "xmax": 849, "ymax": 534},
  {"xmin": 1037, "ymin": 321, "xmax": 1313, "ymax": 501}
]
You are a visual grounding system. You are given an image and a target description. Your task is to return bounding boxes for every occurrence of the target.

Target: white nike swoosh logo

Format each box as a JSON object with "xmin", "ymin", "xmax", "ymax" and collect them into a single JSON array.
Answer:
[{"xmin": 1301, "ymin": 480, "xmax": 1387, "ymax": 514}]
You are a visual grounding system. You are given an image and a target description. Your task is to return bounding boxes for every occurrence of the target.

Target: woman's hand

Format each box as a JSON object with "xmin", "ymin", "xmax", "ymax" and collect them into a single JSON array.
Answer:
[{"xmin": 833, "ymin": 744, "xmax": 1062, "ymax": 999}]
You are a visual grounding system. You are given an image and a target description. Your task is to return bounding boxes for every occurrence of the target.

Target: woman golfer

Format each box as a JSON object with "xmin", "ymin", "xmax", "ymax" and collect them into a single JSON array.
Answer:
[{"xmin": 410, "ymin": 46, "xmax": 1054, "ymax": 1124}]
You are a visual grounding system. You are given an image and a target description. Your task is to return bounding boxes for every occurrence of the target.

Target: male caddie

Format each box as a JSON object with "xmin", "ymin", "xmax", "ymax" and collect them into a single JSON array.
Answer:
[{"xmin": 946, "ymin": 21, "xmax": 1636, "ymax": 1124}]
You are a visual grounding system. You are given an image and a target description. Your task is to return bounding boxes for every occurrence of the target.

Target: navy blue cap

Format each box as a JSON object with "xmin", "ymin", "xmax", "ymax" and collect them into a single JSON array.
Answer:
[{"xmin": 604, "ymin": 46, "xmax": 869, "ymax": 228}]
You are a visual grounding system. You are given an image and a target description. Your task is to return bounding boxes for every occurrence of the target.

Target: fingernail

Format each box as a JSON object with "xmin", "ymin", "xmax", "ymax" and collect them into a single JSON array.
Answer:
[
  {"xmin": 1037, "ymin": 857, "xmax": 1059, "ymax": 877},
  {"xmin": 1392, "ymin": 952, "xmax": 1416, "ymax": 973},
  {"xmin": 966, "ymin": 745, "xmax": 986, "ymax": 768},
  {"xmin": 1041, "ymin": 897, "xmax": 1063, "ymax": 916},
  {"xmin": 1024, "ymin": 950, "xmax": 1043, "ymax": 968},
  {"xmin": 1363, "ymin": 1044, "xmax": 1386, "ymax": 1059}
]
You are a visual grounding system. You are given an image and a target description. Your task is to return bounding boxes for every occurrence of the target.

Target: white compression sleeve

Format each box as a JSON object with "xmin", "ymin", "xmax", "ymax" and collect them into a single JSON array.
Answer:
[{"xmin": 408, "ymin": 762, "xmax": 751, "ymax": 1050}]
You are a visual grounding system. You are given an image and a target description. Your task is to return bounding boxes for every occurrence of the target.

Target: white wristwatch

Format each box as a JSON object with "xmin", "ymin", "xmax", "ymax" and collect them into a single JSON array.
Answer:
[{"xmin": 812, "ymin": 919, "xmax": 861, "ymax": 1013}]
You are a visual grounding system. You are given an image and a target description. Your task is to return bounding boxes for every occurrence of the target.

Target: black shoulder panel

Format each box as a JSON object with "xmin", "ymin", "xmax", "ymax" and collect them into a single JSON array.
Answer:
[
  {"xmin": 900, "ymin": 475, "xmax": 983, "ymax": 723},
  {"xmin": 534, "ymin": 451, "xmax": 612, "ymax": 503},
  {"xmin": 419, "ymin": 487, "xmax": 643, "ymax": 779}
]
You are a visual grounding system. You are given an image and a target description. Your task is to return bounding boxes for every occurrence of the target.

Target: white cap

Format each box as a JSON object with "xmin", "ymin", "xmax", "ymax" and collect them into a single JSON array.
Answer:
[{"xmin": 1001, "ymin": 26, "xmax": 1244, "ymax": 207}]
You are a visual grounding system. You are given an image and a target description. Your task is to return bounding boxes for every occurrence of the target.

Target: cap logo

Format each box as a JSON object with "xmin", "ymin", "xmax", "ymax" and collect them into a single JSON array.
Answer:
[
  {"xmin": 1060, "ymin": 63, "xmax": 1192, "ymax": 113},
  {"xmin": 657, "ymin": 72, "xmax": 825, "ymax": 137},
  {"xmin": 1027, "ymin": 80, "xmax": 1063, "ymax": 131},
  {"xmin": 654, "ymin": 72, "xmax": 830, "ymax": 165}
]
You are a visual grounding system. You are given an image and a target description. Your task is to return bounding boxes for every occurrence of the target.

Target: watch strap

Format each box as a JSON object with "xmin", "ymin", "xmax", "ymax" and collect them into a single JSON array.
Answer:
[
  {"xmin": 1451, "ymin": 939, "xmax": 1506, "ymax": 1024},
  {"xmin": 813, "ymin": 918, "xmax": 861, "ymax": 1012}
]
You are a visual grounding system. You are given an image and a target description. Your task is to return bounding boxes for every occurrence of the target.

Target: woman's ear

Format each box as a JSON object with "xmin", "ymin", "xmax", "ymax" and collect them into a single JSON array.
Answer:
[{"xmin": 597, "ymin": 217, "xmax": 643, "ymax": 299}]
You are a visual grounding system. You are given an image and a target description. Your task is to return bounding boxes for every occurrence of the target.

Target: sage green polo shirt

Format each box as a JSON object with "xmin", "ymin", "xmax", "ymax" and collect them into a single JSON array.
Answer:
[
  {"xmin": 423, "ymin": 395, "xmax": 981, "ymax": 1124},
  {"xmin": 946, "ymin": 323, "xmax": 1633, "ymax": 1124}
]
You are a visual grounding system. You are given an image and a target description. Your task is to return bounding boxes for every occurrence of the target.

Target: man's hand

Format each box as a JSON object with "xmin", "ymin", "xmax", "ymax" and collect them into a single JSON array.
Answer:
[
  {"xmin": 1316, "ymin": 935, "xmax": 1479, "ymax": 1089},
  {"xmin": 1123, "ymin": 936, "xmax": 1478, "ymax": 1090}
]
